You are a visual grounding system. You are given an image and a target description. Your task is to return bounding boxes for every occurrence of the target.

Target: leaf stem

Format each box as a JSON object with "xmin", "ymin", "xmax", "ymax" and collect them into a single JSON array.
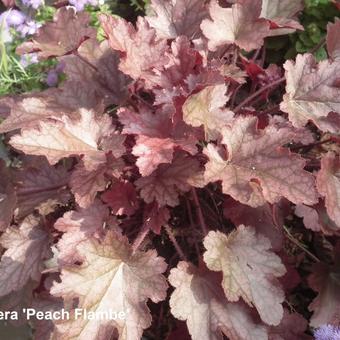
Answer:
[
  {"xmin": 164, "ymin": 224, "xmax": 187, "ymax": 261},
  {"xmin": 233, "ymin": 76, "xmax": 286, "ymax": 113},
  {"xmin": 289, "ymin": 138, "xmax": 333, "ymax": 151},
  {"xmin": 132, "ymin": 224, "xmax": 149, "ymax": 253},
  {"xmin": 283, "ymin": 225, "xmax": 320, "ymax": 263},
  {"xmin": 191, "ymin": 188, "xmax": 208, "ymax": 235},
  {"xmin": 309, "ymin": 37, "xmax": 326, "ymax": 55}
]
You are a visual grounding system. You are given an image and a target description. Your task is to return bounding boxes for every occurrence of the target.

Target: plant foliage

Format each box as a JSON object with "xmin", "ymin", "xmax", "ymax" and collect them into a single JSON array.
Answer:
[{"xmin": 0, "ymin": 0, "xmax": 339, "ymax": 339}]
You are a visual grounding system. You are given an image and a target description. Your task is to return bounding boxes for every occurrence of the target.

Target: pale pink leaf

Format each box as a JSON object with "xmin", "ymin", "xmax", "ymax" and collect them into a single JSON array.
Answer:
[
  {"xmin": 70, "ymin": 155, "xmax": 124, "ymax": 208},
  {"xmin": 118, "ymin": 106, "xmax": 173, "ymax": 137},
  {"xmin": 169, "ymin": 261, "xmax": 268, "ymax": 340},
  {"xmin": 308, "ymin": 262, "xmax": 340, "ymax": 327},
  {"xmin": 0, "ymin": 89, "xmax": 78, "ymax": 134},
  {"xmin": 0, "ymin": 215, "xmax": 51, "ymax": 297},
  {"xmin": 183, "ymin": 84, "xmax": 234, "ymax": 140},
  {"xmin": 268, "ymin": 309, "xmax": 311, "ymax": 340},
  {"xmin": 54, "ymin": 199, "xmax": 115, "ymax": 263},
  {"xmin": 51, "ymin": 231, "xmax": 168, "ymax": 340},
  {"xmin": 317, "ymin": 152, "xmax": 340, "ymax": 226},
  {"xmin": 99, "ymin": 15, "xmax": 168, "ymax": 87},
  {"xmin": 203, "ymin": 226, "xmax": 286, "ymax": 325},
  {"xmin": 327, "ymin": 18, "xmax": 340, "ymax": 61},
  {"xmin": 295, "ymin": 203, "xmax": 340, "ymax": 234},
  {"xmin": 201, "ymin": 0, "xmax": 270, "ymax": 52},
  {"xmin": 260, "ymin": 0, "xmax": 303, "ymax": 36},
  {"xmin": 280, "ymin": 53, "xmax": 340, "ymax": 133},
  {"xmin": 155, "ymin": 36, "xmax": 202, "ymax": 96},
  {"xmin": 204, "ymin": 116, "xmax": 318, "ymax": 207},
  {"xmin": 146, "ymin": 0, "xmax": 208, "ymax": 39},
  {"xmin": 133, "ymin": 136, "xmax": 176, "ymax": 176},
  {"xmin": 9, "ymin": 109, "xmax": 118, "ymax": 170}
]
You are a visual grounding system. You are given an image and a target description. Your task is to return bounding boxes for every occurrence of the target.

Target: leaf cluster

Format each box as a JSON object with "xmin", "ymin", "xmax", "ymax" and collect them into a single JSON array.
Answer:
[{"xmin": 0, "ymin": 1, "xmax": 339, "ymax": 339}]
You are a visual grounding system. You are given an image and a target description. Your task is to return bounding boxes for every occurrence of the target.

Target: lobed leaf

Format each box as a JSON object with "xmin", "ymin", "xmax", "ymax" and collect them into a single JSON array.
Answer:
[{"xmin": 203, "ymin": 226, "xmax": 286, "ymax": 325}]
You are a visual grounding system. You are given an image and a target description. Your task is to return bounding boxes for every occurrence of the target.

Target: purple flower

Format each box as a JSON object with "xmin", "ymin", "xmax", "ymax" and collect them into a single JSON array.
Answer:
[
  {"xmin": 0, "ymin": 9, "xmax": 40, "ymax": 39},
  {"xmin": 69, "ymin": 0, "xmax": 87, "ymax": 12},
  {"xmin": 22, "ymin": 0, "xmax": 44, "ymax": 9},
  {"xmin": 0, "ymin": 9, "xmax": 26, "ymax": 27},
  {"xmin": 69, "ymin": 0, "xmax": 100, "ymax": 11},
  {"xmin": 45, "ymin": 62, "xmax": 65, "ymax": 87},
  {"xmin": 19, "ymin": 53, "xmax": 39, "ymax": 68},
  {"xmin": 17, "ymin": 20, "xmax": 41, "ymax": 37},
  {"xmin": 314, "ymin": 325, "xmax": 340, "ymax": 340},
  {"xmin": 46, "ymin": 70, "xmax": 59, "ymax": 87}
]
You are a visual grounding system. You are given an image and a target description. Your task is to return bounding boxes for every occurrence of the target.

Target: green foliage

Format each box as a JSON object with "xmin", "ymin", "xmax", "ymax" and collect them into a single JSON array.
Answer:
[
  {"xmin": 266, "ymin": 0, "xmax": 338, "ymax": 64},
  {"xmin": 0, "ymin": 51, "xmax": 52, "ymax": 96},
  {"xmin": 1, "ymin": 42, "xmax": 40, "ymax": 96},
  {"xmin": 34, "ymin": 5, "xmax": 56, "ymax": 23},
  {"xmin": 129, "ymin": 0, "xmax": 149, "ymax": 11}
]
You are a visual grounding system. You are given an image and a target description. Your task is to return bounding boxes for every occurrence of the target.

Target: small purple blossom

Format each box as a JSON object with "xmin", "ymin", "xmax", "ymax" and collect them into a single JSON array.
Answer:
[
  {"xmin": 19, "ymin": 53, "xmax": 39, "ymax": 68},
  {"xmin": 69, "ymin": 0, "xmax": 100, "ymax": 12},
  {"xmin": 45, "ymin": 62, "xmax": 65, "ymax": 87},
  {"xmin": 46, "ymin": 70, "xmax": 59, "ymax": 87},
  {"xmin": 314, "ymin": 325, "xmax": 340, "ymax": 340},
  {"xmin": 0, "ymin": 9, "xmax": 40, "ymax": 40},
  {"xmin": 0, "ymin": 9, "xmax": 26, "ymax": 27},
  {"xmin": 22, "ymin": 0, "xmax": 44, "ymax": 9},
  {"xmin": 16, "ymin": 20, "xmax": 41, "ymax": 37}
]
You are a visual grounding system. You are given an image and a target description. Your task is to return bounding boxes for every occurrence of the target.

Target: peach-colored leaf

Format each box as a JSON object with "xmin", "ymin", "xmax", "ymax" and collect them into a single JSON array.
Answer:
[
  {"xmin": 260, "ymin": 0, "xmax": 303, "ymax": 36},
  {"xmin": 51, "ymin": 231, "xmax": 168, "ymax": 340},
  {"xmin": 308, "ymin": 262, "xmax": 340, "ymax": 327},
  {"xmin": 70, "ymin": 155, "xmax": 124, "ymax": 208},
  {"xmin": 183, "ymin": 84, "xmax": 233, "ymax": 140},
  {"xmin": 146, "ymin": 0, "xmax": 208, "ymax": 39},
  {"xmin": 169, "ymin": 261, "xmax": 268, "ymax": 340},
  {"xmin": 317, "ymin": 152, "xmax": 340, "ymax": 227},
  {"xmin": 268, "ymin": 309, "xmax": 311, "ymax": 340},
  {"xmin": 99, "ymin": 15, "xmax": 168, "ymax": 87},
  {"xmin": 204, "ymin": 116, "xmax": 318, "ymax": 207},
  {"xmin": 201, "ymin": 0, "xmax": 270, "ymax": 52},
  {"xmin": 54, "ymin": 199, "xmax": 117, "ymax": 263},
  {"xmin": 0, "ymin": 215, "xmax": 51, "ymax": 297},
  {"xmin": 327, "ymin": 18, "xmax": 340, "ymax": 61},
  {"xmin": 203, "ymin": 226, "xmax": 286, "ymax": 325},
  {"xmin": 9, "ymin": 109, "xmax": 117, "ymax": 170},
  {"xmin": 280, "ymin": 53, "xmax": 340, "ymax": 133}
]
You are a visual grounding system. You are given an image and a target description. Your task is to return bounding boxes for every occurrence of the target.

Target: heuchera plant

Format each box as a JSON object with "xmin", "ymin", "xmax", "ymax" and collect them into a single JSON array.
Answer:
[{"xmin": 0, "ymin": 1, "xmax": 339, "ymax": 339}]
